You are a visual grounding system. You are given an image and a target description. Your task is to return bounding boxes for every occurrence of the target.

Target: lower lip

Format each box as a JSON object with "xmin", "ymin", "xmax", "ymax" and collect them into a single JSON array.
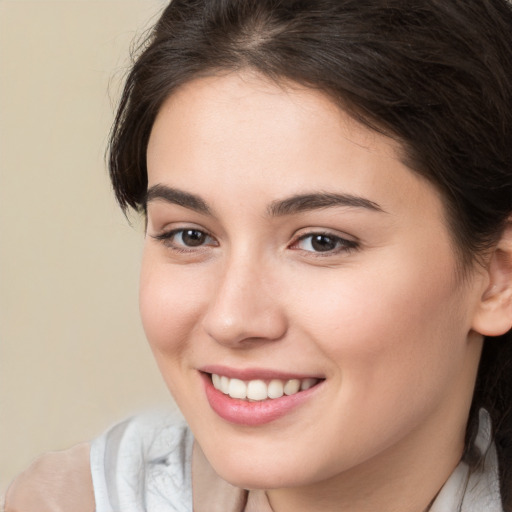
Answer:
[{"xmin": 202, "ymin": 373, "xmax": 323, "ymax": 426}]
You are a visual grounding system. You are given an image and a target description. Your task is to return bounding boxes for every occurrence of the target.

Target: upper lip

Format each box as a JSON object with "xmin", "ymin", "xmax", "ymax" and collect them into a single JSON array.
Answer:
[{"xmin": 199, "ymin": 365, "xmax": 325, "ymax": 381}]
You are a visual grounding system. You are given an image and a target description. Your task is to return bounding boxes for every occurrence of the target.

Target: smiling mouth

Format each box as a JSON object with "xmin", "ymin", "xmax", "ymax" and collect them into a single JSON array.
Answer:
[{"xmin": 210, "ymin": 373, "xmax": 323, "ymax": 401}]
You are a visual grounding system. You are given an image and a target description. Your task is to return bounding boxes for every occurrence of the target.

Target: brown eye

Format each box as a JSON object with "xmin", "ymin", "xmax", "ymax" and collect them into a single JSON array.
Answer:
[
  {"xmin": 181, "ymin": 229, "xmax": 207, "ymax": 246},
  {"xmin": 293, "ymin": 232, "xmax": 359, "ymax": 254},
  {"xmin": 310, "ymin": 234, "xmax": 338, "ymax": 252},
  {"xmin": 152, "ymin": 227, "xmax": 217, "ymax": 250}
]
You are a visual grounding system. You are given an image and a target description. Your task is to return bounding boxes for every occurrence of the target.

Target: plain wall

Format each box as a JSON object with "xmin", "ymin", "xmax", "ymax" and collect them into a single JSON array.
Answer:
[{"xmin": 0, "ymin": 0, "xmax": 173, "ymax": 491}]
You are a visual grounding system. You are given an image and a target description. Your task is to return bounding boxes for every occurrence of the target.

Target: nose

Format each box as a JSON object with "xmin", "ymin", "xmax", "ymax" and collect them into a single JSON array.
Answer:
[{"xmin": 201, "ymin": 255, "xmax": 288, "ymax": 347}]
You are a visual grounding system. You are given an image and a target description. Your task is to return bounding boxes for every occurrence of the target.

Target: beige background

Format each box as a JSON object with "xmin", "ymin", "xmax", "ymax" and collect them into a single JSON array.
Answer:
[{"xmin": 0, "ymin": 0, "xmax": 173, "ymax": 491}]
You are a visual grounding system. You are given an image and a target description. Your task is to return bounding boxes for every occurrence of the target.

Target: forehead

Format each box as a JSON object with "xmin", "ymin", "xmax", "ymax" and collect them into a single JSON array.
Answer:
[
  {"xmin": 147, "ymin": 72, "xmax": 442, "ymax": 221},
  {"xmin": 151, "ymin": 72, "xmax": 395, "ymax": 150}
]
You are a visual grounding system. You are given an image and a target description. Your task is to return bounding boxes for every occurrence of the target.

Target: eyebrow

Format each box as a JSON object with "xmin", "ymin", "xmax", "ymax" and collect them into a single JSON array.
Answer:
[
  {"xmin": 144, "ymin": 184, "xmax": 384, "ymax": 217},
  {"xmin": 267, "ymin": 192, "xmax": 384, "ymax": 216},
  {"xmin": 145, "ymin": 184, "xmax": 211, "ymax": 215}
]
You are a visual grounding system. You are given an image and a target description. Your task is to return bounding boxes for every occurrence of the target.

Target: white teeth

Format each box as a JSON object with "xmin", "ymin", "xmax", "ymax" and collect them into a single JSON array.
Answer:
[
  {"xmin": 220, "ymin": 375, "xmax": 230, "ymax": 394},
  {"xmin": 211, "ymin": 374, "xmax": 319, "ymax": 400},
  {"xmin": 247, "ymin": 380, "xmax": 267, "ymax": 401},
  {"xmin": 283, "ymin": 379, "xmax": 301, "ymax": 395},
  {"xmin": 301, "ymin": 378, "xmax": 317, "ymax": 391},
  {"xmin": 267, "ymin": 379, "xmax": 284, "ymax": 399},
  {"xmin": 228, "ymin": 378, "xmax": 247, "ymax": 399}
]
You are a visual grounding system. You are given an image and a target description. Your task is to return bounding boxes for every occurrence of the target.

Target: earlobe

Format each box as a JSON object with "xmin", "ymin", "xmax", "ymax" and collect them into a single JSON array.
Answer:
[{"xmin": 471, "ymin": 222, "xmax": 512, "ymax": 337}]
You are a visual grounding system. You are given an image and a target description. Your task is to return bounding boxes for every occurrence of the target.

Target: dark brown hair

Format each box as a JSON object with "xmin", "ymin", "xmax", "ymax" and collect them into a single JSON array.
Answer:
[{"xmin": 109, "ymin": 0, "xmax": 512, "ymax": 507}]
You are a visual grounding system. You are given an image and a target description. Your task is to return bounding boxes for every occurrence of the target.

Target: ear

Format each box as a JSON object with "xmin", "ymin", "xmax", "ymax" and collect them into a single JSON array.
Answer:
[{"xmin": 471, "ymin": 221, "xmax": 512, "ymax": 337}]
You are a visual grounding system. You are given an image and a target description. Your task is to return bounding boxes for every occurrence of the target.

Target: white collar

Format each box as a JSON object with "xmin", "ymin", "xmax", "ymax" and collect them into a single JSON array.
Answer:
[{"xmin": 430, "ymin": 409, "xmax": 502, "ymax": 512}]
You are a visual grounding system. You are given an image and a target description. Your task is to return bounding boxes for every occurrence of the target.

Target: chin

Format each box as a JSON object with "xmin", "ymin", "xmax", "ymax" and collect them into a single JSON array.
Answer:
[
  {"xmin": 217, "ymin": 465, "xmax": 303, "ymax": 490},
  {"xmin": 203, "ymin": 445, "xmax": 322, "ymax": 490}
]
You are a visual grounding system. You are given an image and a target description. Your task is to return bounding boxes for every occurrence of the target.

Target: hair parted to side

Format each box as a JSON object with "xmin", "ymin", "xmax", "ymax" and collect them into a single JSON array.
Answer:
[{"xmin": 109, "ymin": 0, "xmax": 512, "ymax": 508}]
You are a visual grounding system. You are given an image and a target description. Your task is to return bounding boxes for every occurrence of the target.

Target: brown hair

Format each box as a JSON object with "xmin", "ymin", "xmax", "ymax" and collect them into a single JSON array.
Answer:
[{"xmin": 109, "ymin": 1, "xmax": 512, "ymax": 507}]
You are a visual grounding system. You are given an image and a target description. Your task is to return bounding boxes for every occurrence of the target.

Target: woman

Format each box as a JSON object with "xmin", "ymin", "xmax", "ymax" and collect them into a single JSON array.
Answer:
[{"xmin": 5, "ymin": 1, "xmax": 512, "ymax": 511}]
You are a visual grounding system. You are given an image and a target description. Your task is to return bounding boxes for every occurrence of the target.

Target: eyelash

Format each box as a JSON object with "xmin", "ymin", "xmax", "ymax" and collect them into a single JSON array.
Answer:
[
  {"xmin": 152, "ymin": 228, "xmax": 218, "ymax": 254},
  {"xmin": 152, "ymin": 228, "xmax": 218, "ymax": 253},
  {"xmin": 151, "ymin": 228, "xmax": 359, "ymax": 256},
  {"xmin": 291, "ymin": 231, "xmax": 359, "ymax": 255}
]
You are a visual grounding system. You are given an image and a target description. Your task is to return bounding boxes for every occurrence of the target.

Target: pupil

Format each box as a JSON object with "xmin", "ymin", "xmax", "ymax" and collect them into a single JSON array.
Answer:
[
  {"xmin": 311, "ymin": 235, "xmax": 336, "ymax": 252},
  {"xmin": 183, "ymin": 230, "xmax": 205, "ymax": 246}
]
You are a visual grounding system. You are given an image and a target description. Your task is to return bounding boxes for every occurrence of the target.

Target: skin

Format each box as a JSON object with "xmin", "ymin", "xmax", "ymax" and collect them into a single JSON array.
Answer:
[
  {"xmin": 141, "ymin": 72, "xmax": 492, "ymax": 512},
  {"xmin": 4, "ymin": 443, "xmax": 94, "ymax": 512}
]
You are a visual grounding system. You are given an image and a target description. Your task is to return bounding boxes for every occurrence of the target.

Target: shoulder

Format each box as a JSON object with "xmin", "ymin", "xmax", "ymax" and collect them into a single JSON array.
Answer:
[
  {"xmin": 4, "ymin": 442, "xmax": 94, "ymax": 512},
  {"xmin": 91, "ymin": 406, "xmax": 192, "ymax": 476},
  {"xmin": 3, "ymin": 407, "xmax": 193, "ymax": 512},
  {"xmin": 91, "ymin": 407, "xmax": 194, "ymax": 511}
]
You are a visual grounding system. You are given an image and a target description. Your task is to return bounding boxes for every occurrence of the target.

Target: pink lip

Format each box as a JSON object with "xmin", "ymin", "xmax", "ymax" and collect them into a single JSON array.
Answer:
[
  {"xmin": 200, "ymin": 370, "xmax": 324, "ymax": 426},
  {"xmin": 199, "ymin": 364, "xmax": 324, "ymax": 381}
]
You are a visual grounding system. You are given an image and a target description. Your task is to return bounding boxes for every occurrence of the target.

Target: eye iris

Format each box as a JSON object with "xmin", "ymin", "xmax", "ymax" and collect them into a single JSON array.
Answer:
[
  {"xmin": 311, "ymin": 234, "xmax": 337, "ymax": 252},
  {"xmin": 182, "ymin": 229, "xmax": 206, "ymax": 246}
]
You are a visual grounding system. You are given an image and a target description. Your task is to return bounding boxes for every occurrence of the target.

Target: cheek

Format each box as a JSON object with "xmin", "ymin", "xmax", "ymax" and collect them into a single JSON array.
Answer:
[
  {"xmin": 139, "ymin": 253, "xmax": 207, "ymax": 358},
  {"xmin": 292, "ymin": 248, "xmax": 469, "ymax": 406}
]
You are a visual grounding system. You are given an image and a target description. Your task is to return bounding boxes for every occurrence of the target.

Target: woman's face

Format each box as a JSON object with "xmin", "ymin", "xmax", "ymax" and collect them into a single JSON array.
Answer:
[{"xmin": 141, "ymin": 73, "xmax": 486, "ymax": 489}]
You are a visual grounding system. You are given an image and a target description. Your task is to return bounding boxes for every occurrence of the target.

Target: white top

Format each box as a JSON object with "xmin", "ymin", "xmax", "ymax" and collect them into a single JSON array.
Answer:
[{"xmin": 90, "ymin": 408, "xmax": 503, "ymax": 512}]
